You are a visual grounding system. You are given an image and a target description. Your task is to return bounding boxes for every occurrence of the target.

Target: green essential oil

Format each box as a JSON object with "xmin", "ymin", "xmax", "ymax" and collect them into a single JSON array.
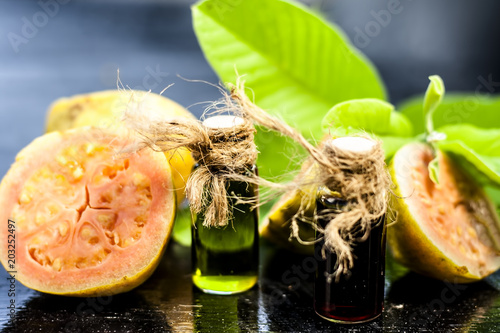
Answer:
[{"xmin": 192, "ymin": 167, "xmax": 259, "ymax": 295}]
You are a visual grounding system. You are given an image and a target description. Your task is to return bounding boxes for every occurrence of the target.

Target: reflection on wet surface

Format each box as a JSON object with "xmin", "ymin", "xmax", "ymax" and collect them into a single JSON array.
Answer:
[{"xmin": 3, "ymin": 240, "xmax": 498, "ymax": 332}]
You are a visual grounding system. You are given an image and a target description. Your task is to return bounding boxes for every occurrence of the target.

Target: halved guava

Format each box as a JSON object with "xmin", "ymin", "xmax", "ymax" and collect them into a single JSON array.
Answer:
[
  {"xmin": 389, "ymin": 143, "xmax": 500, "ymax": 282},
  {"xmin": 260, "ymin": 160, "xmax": 317, "ymax": 255},
  {"xmin": 45, "ymin": 89, "xmax": 195, "ymax": 207},
  {"xmin": 0, "ymin": 127, "xmax": 175, "ymax": 296}
]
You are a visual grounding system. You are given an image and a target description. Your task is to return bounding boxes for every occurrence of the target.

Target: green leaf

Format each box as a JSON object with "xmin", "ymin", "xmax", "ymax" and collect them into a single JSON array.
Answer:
[
  {"xmin": 192, "ymin": 0, "xmax": 386, "ymax": 178},
  {"xmin": 428, "ymin": 157, "xmax": 440, "ymax": 184},
  {"xmin": 322, "ymin": 98, "xmax": 412, "ymax": 137},
  {"xmin": 379, "ymin": 136, "xmax": 417, "ymax": 160},
  {"xmin": 399, "ymin": 93, "xmax": 500, "ymax": 135},
  {"xmin": 437, "ymin": 124, "xmax": 500, "ymax": 186},
  {"xmin": 423, "ymin": 75, "xmax": 445, "ymax": 134},
  {"xmin": 254, "ymin": 130, "xmax": 306, "ymax": 180},
  {"xmin": 172, "ymin": 205, "xmax": 192, "ymax": 247},
  {"xmin": 321, "ymin": 98, "xmax": 414, "ymax": 159},
  {"xmin": 485, "ymin": 186, "xmax": 500, "ymax": 216}
]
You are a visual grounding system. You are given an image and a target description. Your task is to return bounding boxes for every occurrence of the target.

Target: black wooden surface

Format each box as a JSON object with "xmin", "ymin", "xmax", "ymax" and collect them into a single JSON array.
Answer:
[
  {"xmin": 1, "ymin": 0, "xmax": 500, "ymax": 332},
  {"xmin": 1, "ymin": 240, "xmax": 499, "ymax": 332}
]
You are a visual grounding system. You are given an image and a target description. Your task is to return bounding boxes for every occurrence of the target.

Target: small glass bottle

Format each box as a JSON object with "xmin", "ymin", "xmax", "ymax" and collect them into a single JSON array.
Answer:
[
  {"xmin": 314, "ymin": 137, "xmax": 387, "ymax": 323},
  {"xmin": 191, "ymin": 115, "xmax": 259, "ymax": 295}
]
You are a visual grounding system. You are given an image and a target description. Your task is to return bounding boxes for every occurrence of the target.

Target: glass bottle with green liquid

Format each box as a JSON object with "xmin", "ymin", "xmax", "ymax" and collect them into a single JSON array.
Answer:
[{"xmin": 191, "ymin": 115, "xmax": 259, "ymax": 295}]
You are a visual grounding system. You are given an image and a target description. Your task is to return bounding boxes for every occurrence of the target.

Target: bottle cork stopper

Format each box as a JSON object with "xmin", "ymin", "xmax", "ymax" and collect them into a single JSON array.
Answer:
[
  {"xmin": 326, "ymin": 136, "xmax": 376, "ymax": 154},
  {"xmin": 203, "ymin": 115, "xmax": 245, "ymax": 129}
]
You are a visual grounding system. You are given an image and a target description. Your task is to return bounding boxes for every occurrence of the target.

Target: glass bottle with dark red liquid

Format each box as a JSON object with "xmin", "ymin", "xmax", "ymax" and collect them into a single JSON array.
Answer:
[{"xmin": 314, "ymin": 186, "xmax": 387, "ymax": 323}]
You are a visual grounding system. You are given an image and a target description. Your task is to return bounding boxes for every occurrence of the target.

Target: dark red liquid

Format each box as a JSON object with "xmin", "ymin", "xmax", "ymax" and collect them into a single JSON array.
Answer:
[{"xmin": 314, "ymin": 211, "xmax": 386, "ymax": 323}]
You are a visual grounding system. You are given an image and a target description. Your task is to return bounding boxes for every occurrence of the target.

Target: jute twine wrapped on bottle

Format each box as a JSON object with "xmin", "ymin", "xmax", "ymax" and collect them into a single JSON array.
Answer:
[
  {"xmin": 123, "ymin": 99, "xmax": 258, "ymax": 228},
  {"xmin": 124, "ymin": 82, "xmax": 390, "ymax": 279},
  {"xmin": 229, "ymin": 81, "xmax": 391, "ymax": 281},
  {"xmin": 314, "ymin": 138, "xmax": 389, "ymax": 282}
]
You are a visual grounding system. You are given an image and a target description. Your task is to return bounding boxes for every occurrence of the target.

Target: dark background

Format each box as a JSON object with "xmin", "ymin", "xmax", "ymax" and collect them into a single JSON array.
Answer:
[{"xmin": 1, "ymin": 0, "xmax": 500, "ymax": 332}]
